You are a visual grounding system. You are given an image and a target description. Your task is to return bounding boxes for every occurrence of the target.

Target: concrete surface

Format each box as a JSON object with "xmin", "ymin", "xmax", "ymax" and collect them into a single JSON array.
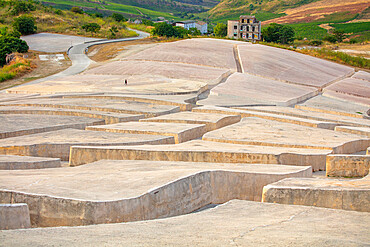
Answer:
[
  {"xmin": 235, "ymin": 106, "xmax": 370, "ymax": 128},
  {"xmin": 296, "ymin": 95, "xmax": 370, "ymax": 119},
  {"xmin": 0, "ymin": 155, "xmax": 61, "ymax": 170},
  {"xmin": 324, "ymin": 77, "xmax": 370, "ymax": 100},
  {"xmin": 326, "ymin": 154, "xmax": 370, "ymax": 177},
  {"xmin": 352, "ymin": 70, "xmax": 370, "ymax": 81},
  {"xmin": 262, "ymin": 175, "xmax": 370, "ymax": 212},
  {"xmin": 210, "ymin": 72, "xmax": 318, "ymax": 106},
  {"xmin": 69, "ymin": 140, "xmax": 331, "ymax": 171},
  {"xmin": 86, "ymin": 122, "xmax": 206, "ymax": 144},
  {"xmin": 0, "ymin": 114, "xmax": 103, "ymax": 139},
  {"xmin": 21, "ymin": 33, "xmax": 101, "ymax": 53},
  {"xmin": 124, "ymin": 38, "xmax": 237, "ymax": 70},
  {"xmin": 0, "ymin": 97, "xmax": 180, "ymax": 117},
  {"xmin": 238, "ymin": 44, "xmax": 354, "ymax": 88},
  {"xmin": 0, "ymin": 200, "xmax": 369, "ymax": 246},
  {"xmin": 0, "ymin": 129, "xmax": 174, "ymax": 160},
  {"xmin": 0, "ymin": 106, "xmax": 145, "ymax": 124},
  {"xmin": 193, "ymin": 106, "xmax": 340, "ymax": 129},
  {"xmin": 0, "ymin": 160, "xmax": 311, "ymax": 227},
  {"xmin": 202, "ymin": 117, "xmax": 370, "ymax": 153},
  {"xmin": 335, "ymin": 126, "xmax": 370, "ymax": 137},
  {"xmin": 140, "ymin": 111, "xmax": 241, "ymax": 131},
  {"xmin": 0, "ymin": 204, "xmax": 31, "ymax": 230}
]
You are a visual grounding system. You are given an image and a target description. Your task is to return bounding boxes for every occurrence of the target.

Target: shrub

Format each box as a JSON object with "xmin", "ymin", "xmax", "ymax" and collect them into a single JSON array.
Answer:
[
  {"xmin": 333, "ymin": 30, "xmax": 345, "ymax": 43},
  {"xmin": 323, "ymin": 35, "xmax": 338, "ymax": 43},
  {"xmin": 262, "ymin": 23, "xmax": 295, "ymax": 44},
  {"xmin": 10, "ymin": 0, "xmax": 36, "ymax": 15},
  {"xmin": 349, "ymin": 38, "xmax": 358, "ymax": 44},
  {"xmin": 309, "ymin": 40, "xmax": 323, "ymax": 46},
  {"xmin": 71, "ymin": 7, "xmax": 83, "ymax": 14},
  {"xmin": 0, "ymin": 36, "xmax": 29, "ymax": 66},
  {"xmin": 111, "ymin": 13, "xmax": 126, "ymax": 22},
  {"xmin": 152, "ymin": 22, "xmax": 183, "ymax": 38},
  {"xmin": 214, "ymin": 23, "xmax": 227, "ymax": 37},
  {"xmin": 12, "ymin": 15, "xmax": 37, "ymax": 35},
  {"xmin": 82, "ymin": 23, "xmax": 101, "ymax": 34}
]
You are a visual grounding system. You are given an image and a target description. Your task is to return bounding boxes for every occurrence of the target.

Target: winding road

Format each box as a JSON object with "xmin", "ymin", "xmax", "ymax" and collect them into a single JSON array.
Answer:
[{"xmin": 16, "ymin": 29, "xmax": 150, "ymax": 87}]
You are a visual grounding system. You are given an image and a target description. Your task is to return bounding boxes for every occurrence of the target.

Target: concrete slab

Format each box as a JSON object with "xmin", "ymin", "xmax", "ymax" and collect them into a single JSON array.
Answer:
[
  {"xmin": 0, "ymin": 106, "xmax": 144, "ymax": 124},
  {"xmin": 235, "ymin": 106, "xmax": 370, "ymax": 129},
  {"xmin": 237, "ymin": 44, "xmax": 354, "ymax": 88},
  {"xmin": 86, "ymin": 60, "xmax": 231, "ymax": 84},
  {"xmin": 63, "ymin": 94, "xmax": 197, "ymax": 111},
  {"xmin": 0, "ymin": 160, "xmax": 311, "ymax": 227},
  {"xmin": 262, "ymin": 175, "xmax": 370, "ymax": 212},
  {"xmin": 0, "ymin": 97, "xmax": 180, "ymax": 117},
  {"xmin": 323, "ymin": 90, "xmax": 370, "ymax": 106},
  {"xmin": 194, "ymin": 106, "xmax": 340, "ymax": 129},
  {"xmin": 0, "ymin": 114, "xmax": 104, "ymax": 139},
  {"xmin": 196, "ymin": 94, "xmax": 272, "ymax": 107},
  {"xmin": 202, "ymin": 118, "xmax": 370, "ymax": 153},
  {"xmin": 352, "ymin": 70, "xmax": 370, "ymax": 81},
  {"xmin": 0, "ymin": 93, "xmax": 40, "ymax": 103},
  {"xmin": 335, "ymin": 126, "xmax": 370, "ymax": 137},
  {"xmin": 0, "ymin": 200, "xmax": 369, "ymax": 246},
  {"xmin": 326, "ymin": 154, "xmax": 370, "ymax": 177},
  {"xmin": 324, "ymin": 77, "xmax": 370, "ymax": 100},
  {"xmin": 21, "ymin": 33, "xmax": 101, "ymax": 53},
  {"xmin": 69, "ymin": 140, "xmax": 331, "ymax": 171},
  {"xmin": 124, "ymin": 38, "xmax": 237, "ymax": 70},
  {"xmin": 86, "ymin": 122, "xmax": 206, "ymax": 144},
  {"xmin": 0, "ymin": 155, "xmax": 61, "ymax": 170},
  {"xmin": 296, "ymin": 95, "xmax": 370, "ymax": 119},
  {"xmin": 210, "ymin": 72, "xmax": 318, "ymax": 106},
  {"xmin": 0, "ymin": 129, "xmax": 174, "ymax": 160},
  {"xmin": 140, "ymin": 111, "xmax": 241, "ymax": 131},
  {"xmin": 0, "ymin": 204, "xmax": 30, "ymax": 230}
]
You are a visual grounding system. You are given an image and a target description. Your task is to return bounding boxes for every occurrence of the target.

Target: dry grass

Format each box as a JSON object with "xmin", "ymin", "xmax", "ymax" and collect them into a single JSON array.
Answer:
[{"xmin": 263, "ymin": 0, "xmax": 369, "ymax": 24}]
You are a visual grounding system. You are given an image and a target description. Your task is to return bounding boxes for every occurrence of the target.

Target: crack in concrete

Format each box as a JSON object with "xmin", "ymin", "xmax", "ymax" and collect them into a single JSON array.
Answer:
[{"xmin": 230, "ymin": 209, "xmax": 310, "ymax": 246}]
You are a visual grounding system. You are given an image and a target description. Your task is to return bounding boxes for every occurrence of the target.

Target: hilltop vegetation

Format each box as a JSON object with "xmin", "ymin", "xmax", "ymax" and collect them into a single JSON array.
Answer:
[{"xmin": 0, "ymin": 0, "xmax": 137, "ymax": 39}]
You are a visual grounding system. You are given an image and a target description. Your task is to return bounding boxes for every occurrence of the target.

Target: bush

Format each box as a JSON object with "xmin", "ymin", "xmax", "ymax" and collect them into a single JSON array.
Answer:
[
  {"xmin": 214, "ymin": 23, "xmax": 227, "ymax": 37},
  {"xmin": 308, "ymin": 40, "xmax": 323, "ymax": 46},
  {"xmin": 0, "ymin": 36, "xmax": 29, "ymax": 66},
  {"xmin": 333, "ymin": 30, "xmax": 345, "ymax": 43},
  {"xmin": 54, "ymin": 9, "xmax": 63, "ymax": 15},
  {"xmin": 323, "ymin": 35, "xmax": 337, "ymax": 43},
  {"xmin": 262, "ymin": 23, "xmax": 295, "ymax": 44},
  {"xmin": 71, "ymin": 7, "xmax": 83, "ymax": 14},
  {"xmin": 111, "ymin": 13, "xmax": 126, "ymax": 22},
  {"xmin": 349, "ymin": 38, "xmax": 358, "ymax": 44},
  {"xmin": 10, "ymin": 0, "xmax": 36, "ymax": 15},
  {"xmin": 12, "ymin": 15, "xmax": 37, "ymax": 35},
  {"xmin": 82, "ymin": 23, "xmax": 101, "ymax": 34},
  {"xmin": 152, "ymin": 22, "xmax": 183, "ymax": 38}
]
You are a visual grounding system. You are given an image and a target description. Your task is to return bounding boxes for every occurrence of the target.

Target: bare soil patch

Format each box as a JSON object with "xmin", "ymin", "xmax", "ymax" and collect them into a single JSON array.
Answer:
[{"xmin": 0, "ymin": 51, "xmax": 71, "ymax": 91}]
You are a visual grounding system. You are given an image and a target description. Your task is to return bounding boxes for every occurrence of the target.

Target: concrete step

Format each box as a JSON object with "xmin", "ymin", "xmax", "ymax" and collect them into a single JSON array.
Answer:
[
  {"xmin": 0, "ymin": 160, "xmax": 311, "ymax": 227},
  {"xmin": 0, "ymin": 155, "xmax": 61, "ymax": 170},
  {"xmin": 69, "ymin": 140, "xmax": 331, "ymax": 171}
]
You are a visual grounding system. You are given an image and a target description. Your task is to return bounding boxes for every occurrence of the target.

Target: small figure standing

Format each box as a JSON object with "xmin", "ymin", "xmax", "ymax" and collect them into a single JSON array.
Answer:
[{"xmin": 125, "ymin": 79, "xmax": 127, "ymax": 85}]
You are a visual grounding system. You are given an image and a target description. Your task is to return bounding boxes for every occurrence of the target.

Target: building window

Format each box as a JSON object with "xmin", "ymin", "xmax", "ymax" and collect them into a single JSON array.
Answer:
[
  {"xmin": 241, "ymin": 19, "xmax": 244, "ymax": 23},
  {"xmin": 247, "ymin": 19, "xmax": 250, "ymax": 23},
  {"xmin": 234, "ymin": 33, "xmax": 237, "ymax": 37},
  {"xmin": 252, "ymin": 27, "xmax": 255, "ymax": 32},
  {"xmin": 234, "ymin": 25, "xmax": 237, "ymax": 29},
  {"xmin": 246, "ymin": 26, "xmax": 249, "ymax": 32}
]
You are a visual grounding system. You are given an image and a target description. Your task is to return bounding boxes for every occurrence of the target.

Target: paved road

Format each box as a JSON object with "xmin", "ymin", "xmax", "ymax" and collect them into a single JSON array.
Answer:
[{"xmin": 11, "ymin": 29, "xmax": 150, "ymax": 88}]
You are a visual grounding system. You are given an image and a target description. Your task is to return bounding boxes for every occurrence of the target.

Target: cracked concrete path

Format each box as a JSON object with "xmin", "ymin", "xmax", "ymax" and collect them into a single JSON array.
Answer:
[{"xmin": 1, "ymin": 200, "xmax": 368, "ymax": 246}]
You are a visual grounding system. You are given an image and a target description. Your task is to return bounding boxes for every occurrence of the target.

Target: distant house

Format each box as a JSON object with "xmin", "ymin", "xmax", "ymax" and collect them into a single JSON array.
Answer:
[
  {"xmin": 174, "ymin": 20, "xmax": 208, "ymax": 34},
  {"xmin": 174, "ymin": 20, "xmax": 196, "ymax": 30},
  {"xmin": 195, "ymin": 21, "xmax": 208, "ymax": 34},
  {"xmin": 133, "ymin": 19, "xmax": 142, "ymax": 24},
  {"xmin": 228, "ymin": 15, "xmax": 261, "ymax": 41}
]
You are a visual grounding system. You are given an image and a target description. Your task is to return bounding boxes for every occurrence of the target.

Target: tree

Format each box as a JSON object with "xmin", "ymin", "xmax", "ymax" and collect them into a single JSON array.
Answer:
[
  {"xmin": 152, "ymin": 22, "xmax": 183, "ymax": 38},
  {"xmin": 71, "ymin": 6, "xmax": 83, "ymax": 14},
  {"xmin": 214, "ymin": 23, "xmax": 227, "ymax": 37},
  {"xmin": 82, "ymin": 23, "xmax": 101, "ymax": 35},
  {"xmin": 10, "ymin": 0, "xmax": 36, "ymax": 15},
  {"xmin": 262, "ymin": 23, "xmax": 295, "ymax": 44},
  {"xmin": 188, "ymin": 27, "xmax": 201, "ymax": 36},
  {"xmin": 13, "ymin": 15, "xmax": 37, "ymax": 35},
  {"xmin": 108, "ymin": 26, "xmax": 118, "ymax": 39},
  {"xmin": 111, "ymin": 13, "xmax": 126, "ymax": 22},
  {"xmin": 0, "ymin": 30, "xmax": 29, "ymax": 66},
  {"xmin": 333, "ymin": 30, "xmax": 345, "ymax": 43}
]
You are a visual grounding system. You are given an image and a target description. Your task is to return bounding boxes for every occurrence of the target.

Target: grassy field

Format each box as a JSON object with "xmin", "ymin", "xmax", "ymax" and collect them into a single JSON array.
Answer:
[
  {"xmin": 287, "ymin": 23, "xmax": 328, "ymax": 40},
  {"xmin": 0, "ymin": 56, "xmax": 33, "ymax": 82},
  {"xmin": 42, "ymin": 0, "xmax": 179, "ymax": 20}
]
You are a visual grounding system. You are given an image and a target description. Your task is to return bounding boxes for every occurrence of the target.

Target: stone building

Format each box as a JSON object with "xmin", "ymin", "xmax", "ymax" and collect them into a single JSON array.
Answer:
[{"xmin": 228, "ymin": 15, "xmax": 261, "ymax": 41}]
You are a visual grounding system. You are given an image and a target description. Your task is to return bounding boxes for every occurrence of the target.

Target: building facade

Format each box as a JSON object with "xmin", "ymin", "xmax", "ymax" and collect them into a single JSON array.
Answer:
[
  {"xmin": 195, "ymin": 21, "xmax": 208, "ymax": 34},
  {"xmin": 175, "ymin": 20, "xmax": 196, "ymax": 30},
  {"xmin": 228, "ymin": 15, "xmax": 261, "ymax": 41}
]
